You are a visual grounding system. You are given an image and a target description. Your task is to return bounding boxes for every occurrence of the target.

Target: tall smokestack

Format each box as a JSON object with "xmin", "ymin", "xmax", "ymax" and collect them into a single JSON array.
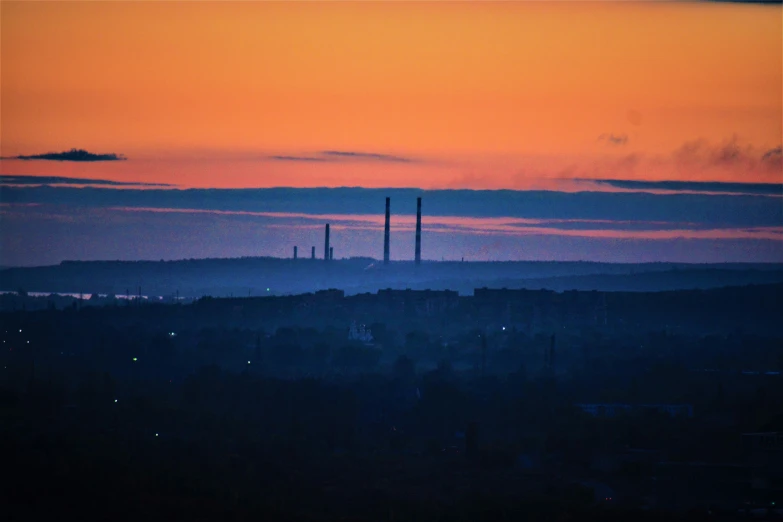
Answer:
[
  {"xmin": 415, "ymin": 197, "xmax": 422, "ymax": 265},
  {"xmin": 293, "ymin": 246, "xmax": 298, "ymax": 260},
  {"xmin": 330, "ymin": 247, "xmax": 334, "ymax": 260},
  {"xmin": 324, "ymin": 224, "xmax": 330, "ymax": 261},
  {"xmin": 311, "ymin": 246, "xmax": 315, "ymax": 259},
  {"xmin": 384, "ymin": 197, "xmax": 390, "ymax": 265}
]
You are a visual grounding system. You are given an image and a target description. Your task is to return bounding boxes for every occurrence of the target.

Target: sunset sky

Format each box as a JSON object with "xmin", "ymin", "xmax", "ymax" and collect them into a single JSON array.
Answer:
[{"xmin": 1, "ymin": 1, "xmax": 782, "ymax": 265}]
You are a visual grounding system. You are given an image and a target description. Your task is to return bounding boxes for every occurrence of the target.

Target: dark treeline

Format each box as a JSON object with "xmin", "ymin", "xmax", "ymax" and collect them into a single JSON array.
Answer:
[
  {"xmin": 3, "ymin": 257, "xmax": 783, "ymax": 297},
  {"xmin": 2, "ymin": 283, "xmax": 782, "ymax": 520}
]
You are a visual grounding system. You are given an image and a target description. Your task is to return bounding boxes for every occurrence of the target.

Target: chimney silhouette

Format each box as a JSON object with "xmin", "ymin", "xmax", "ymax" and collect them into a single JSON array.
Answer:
[
  {"xmin": 384, "ymin": 197, "xmax": 390, "ymax": 265},
  {"xmin": 293, "ymin": 246, "xmax": 298, "ymax": 260},
  {"xmin": 324, "ymin": 224, "xmax": 330, "ymax": 261},
  {"xmin": 311, "ymin": 246, "xmax": 315, "ymax": 259},
  {"xmin": 330, "ymin": 247, "xmax": 334, "ymax": 260},
  {"xmin": 415, "ymin": 197, "xmax": 422, "ymax": 265}
]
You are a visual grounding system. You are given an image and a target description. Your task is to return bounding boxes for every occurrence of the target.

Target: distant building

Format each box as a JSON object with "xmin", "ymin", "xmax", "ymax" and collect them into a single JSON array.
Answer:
[
  {"xmin": 473, "ymin": 287, "xmax": 598, "ymax": 328},
  {"xmin": 348, "ymin": 321, "xmax": 374, "ymax": 344},
  {"xmin": 314, "ymin": 289, "xmax": 345, "ymax": 300},
  {"xmin": 377, "ymin": 288, "xmax": 459, "ymax": 317},
  {"xmin": 296, "ymin": 288, "xmax": 345, "ymax": 311},
  {"xmin": 743, "ymin": 432, "xmax": 783, "ymax": 452},
  {"xmin": 742, "ymin": 431, "xmax": 783, "ymax": 489}
]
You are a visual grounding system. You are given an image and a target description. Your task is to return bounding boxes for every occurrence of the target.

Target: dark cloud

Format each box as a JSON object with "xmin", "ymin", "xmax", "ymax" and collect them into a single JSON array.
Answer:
[
  {"xmin": 709, "ymin": 137, "xmax": 748, "ymax": 166},
  {"xmin": 586, "ymin": 137, "xmax": 780, "ymax": 178},
  {"xmin": 598, "ymin": 134, "xmax": 628, "ymax": 146},
  {"xmin": 761, "ymin": 146, "xmax": 783, "ymax": 171},
  {"xmin": 269, "ymin": 155, "xmax": 329, "ymax": 162},
  {"xmin": 670, "ymin": 136, "xmax": 782, "ymax": 173},
  {"xmin": 268, "ymin": 150, "xmax": 416, "ymax": 163},
  {"xmin": 1, "ymin": 175, "xmax": 170, "ymax": 187},
  {"xmin": 762, "ymin": 146, "xmax": 783, "ymax": 160},
  {"xmin": 1, "ymin": 185, "xmax": 780, "ymax": 229},
  {"xmin": 320, "ymin": 150, "xmax": 414, "ymax": 163},
  {"xmin": 3, "ymin": 148, "xmax": 127, "ymax": 162}
]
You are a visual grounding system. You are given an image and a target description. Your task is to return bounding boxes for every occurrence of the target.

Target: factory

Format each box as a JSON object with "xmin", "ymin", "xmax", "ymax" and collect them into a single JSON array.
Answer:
[{"xmin": 292, "ymin": 196, "xmax": 423, "ymax": 265}]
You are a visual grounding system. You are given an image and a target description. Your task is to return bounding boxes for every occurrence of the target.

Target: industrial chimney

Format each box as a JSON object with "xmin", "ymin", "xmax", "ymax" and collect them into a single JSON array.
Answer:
[
  {"xmin": 384, "ymin": 197, "xmax": 391, "ymax": 265},
  {"xmin": 415, "ymin": 197, "xmax": 422, "ymax": 265},
  {"xmin": 330, "ymin": 247, "xmax": 334, "ymax": 260},
  {"xmin": 311, "ymin": 246, "xmax": 315, "ymax": 260},
  {"xmin": 324, "ymin": 224, "xmax": 330, "ymax": 261},
  {"xmin": 293, "ymin": 246, "xmax": 298, "ymax": 260}
]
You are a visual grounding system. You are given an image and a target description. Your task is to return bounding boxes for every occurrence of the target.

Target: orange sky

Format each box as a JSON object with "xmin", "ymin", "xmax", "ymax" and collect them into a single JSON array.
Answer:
[{"xmin": 1, "ymin": 1, "xmax": 781, "ymax": 188}]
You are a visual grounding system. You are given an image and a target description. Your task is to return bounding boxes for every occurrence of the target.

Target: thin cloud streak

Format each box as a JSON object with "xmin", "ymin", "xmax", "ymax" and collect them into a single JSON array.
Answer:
[
  {"xmin": 268, "ymin": 150, "xmax": 417, "ymax": 163},
  {"xmin": 95, "ymin": 206, "xmax": 783, "ymax": 242},
  {"xmin": 320, "ymin": 150, "xmax": 414, "ymax": 163},
  {"xmin": 598, "ymin": 133, "xmax": 629, "ymax": 146},
  {"xmin": 268, "ymin": 155, "xmax": 329, "ymax": 162},
  {"xmin": 2, "ymin": 185, "xmax": 780, "ymax": 228},
  {"xmin": 1, "ymin": 175, "xmax": 171, "ymax": 187}
]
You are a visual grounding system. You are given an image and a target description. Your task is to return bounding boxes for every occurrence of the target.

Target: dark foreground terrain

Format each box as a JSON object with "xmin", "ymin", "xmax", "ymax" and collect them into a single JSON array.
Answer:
[{"xmin": 2, "ymin": 283, "xmax": 782, "ymax": 521}]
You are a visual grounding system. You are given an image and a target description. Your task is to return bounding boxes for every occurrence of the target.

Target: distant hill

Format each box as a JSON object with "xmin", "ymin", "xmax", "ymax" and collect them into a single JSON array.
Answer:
[{"xmin": 2, "ymin": 257, "xmax": 782, "ymax": 298}]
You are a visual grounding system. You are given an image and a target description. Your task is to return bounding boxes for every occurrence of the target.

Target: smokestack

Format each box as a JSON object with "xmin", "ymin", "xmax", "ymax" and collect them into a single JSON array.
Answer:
[
  {"xmin": 384, "ymin": 197, "xmax": 390, "ymax": 265},
  {"xmin": 415, "ymin": 197, "xmax": 422, "ymax": 265},
  {"xmin": 311, "ymin": 246, "xmax": 315, "ymax": 259},
  {"xmin": 330, "ymin": 247, "xmax": 334, "ymax": 260},
  {"xmin": 293, "ymin": 246, "xmax": 298, "ymax": 260},
  {"xmin": 324, "ymin": 224, "xmax": 330, "ymax": 261}
]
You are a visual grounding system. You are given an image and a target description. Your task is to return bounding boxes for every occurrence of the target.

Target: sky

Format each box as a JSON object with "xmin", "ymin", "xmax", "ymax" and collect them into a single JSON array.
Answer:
[{"xmin": 1, "ymin": 1, "xmax": 782, "ymax": 266}]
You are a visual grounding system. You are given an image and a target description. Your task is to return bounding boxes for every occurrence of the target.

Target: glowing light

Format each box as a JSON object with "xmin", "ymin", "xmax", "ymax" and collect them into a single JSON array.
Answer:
[
  {"xmin": 155, "ymin": 433, "xmax": 159, "ymax": 437},
  {"xmin": 132, "ymin": 357, "xmax": 138, "ymax": 361},
  {"xmin": 502, "ymin": 326, "xmax": 506, "ymax": 331},
  {"xmin": 266, "ymin": 288, "xmax": 270, "ymax": 292},
  {"xmin": 114, "ymin": 399, "xmax": 118, "ymax": 403},
  {"xmin": 19, "ymin": 330, "xmax": 22, "ymax": 333},
  {"xmin": 247, "ymin": 361, "xmax": 251, "ymax": 364}
]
